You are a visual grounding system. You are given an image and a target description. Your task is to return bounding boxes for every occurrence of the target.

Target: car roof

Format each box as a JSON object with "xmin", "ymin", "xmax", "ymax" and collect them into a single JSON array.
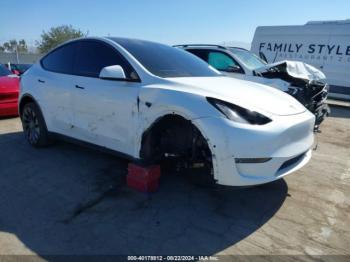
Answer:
[
  {"xmin": 174, "ymin": 44, "xmax": 228, "ymax": 50},
  {"xmin": 107, "ymin": 37, "xmax": 165, "ymax": 47},
  {"xmin": 174, "ymin": 44, "xmax": 248, "ymax": 52}
]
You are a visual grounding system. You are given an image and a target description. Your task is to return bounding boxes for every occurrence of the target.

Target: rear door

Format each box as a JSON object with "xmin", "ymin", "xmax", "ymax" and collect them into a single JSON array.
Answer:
[
  {"xmin": 39, "ymin": 42, "xmax": 79, "ymax": 134},
  {"xmin": 71, "ymin": 40, "xmax": 141, "ymax": 155}
]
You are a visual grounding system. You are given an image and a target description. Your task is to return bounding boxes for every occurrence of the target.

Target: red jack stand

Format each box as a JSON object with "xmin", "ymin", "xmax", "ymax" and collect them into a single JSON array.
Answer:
[{"xmin": 127, "ymin": 163, "xmax": 161, "ymax": 193}]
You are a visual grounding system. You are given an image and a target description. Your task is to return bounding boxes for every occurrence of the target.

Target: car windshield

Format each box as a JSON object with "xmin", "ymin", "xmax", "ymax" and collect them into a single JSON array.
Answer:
[
  {"xmin": 229, "ymin": 48, "xmax": 267, "ymax": 70},
  {"xmin": 109, "ymin": 38, "xmax": 222, "ymax": 78},
  {"xmin": 0, "ymin": 65, "xmax": 12, "ymax": 77}
]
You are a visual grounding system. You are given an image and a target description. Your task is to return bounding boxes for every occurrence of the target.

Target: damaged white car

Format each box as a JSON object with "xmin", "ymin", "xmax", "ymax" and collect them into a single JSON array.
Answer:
[
  {"xmin": 177, "ymin": 45, "xmax": 330, "ymax": 131},
  {"xmin": 19, "ymin": 37, "xmax": 315, "ymax": 186}
]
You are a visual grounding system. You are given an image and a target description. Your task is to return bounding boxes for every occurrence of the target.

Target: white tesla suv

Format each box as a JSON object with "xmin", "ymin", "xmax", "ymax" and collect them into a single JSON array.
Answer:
[{"xmin": 19, "ymin": 37, "xmax": 315, "ymax": 186}]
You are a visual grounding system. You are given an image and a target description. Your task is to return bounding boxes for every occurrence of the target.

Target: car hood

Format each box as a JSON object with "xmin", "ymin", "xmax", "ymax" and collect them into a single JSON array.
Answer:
[
  {"xmin": 255, "ymin": 60, "xmax": 326, "ymax": 82},
  {"xmin": 164, "ymin": 76, "xmax": 306, "ymax": 116},
  {"xmin": 242, "ymin": 76, "xmax": 291, "ymax": 92}
]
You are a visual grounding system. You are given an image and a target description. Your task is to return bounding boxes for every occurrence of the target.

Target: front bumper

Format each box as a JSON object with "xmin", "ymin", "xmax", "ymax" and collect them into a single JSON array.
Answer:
[
  {"xmin": 234, "ymin": 149, "xmax": 312, "ymax": 185},
  {"xmin": 193, "ymin": 110, "xmax": 315, "ymax": 186}
]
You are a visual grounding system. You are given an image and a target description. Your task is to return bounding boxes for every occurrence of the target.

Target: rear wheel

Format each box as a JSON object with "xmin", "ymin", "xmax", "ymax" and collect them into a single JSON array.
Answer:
[{"xmin": 21, "ymin": 102, "xmax": 50, "ymax": 147}]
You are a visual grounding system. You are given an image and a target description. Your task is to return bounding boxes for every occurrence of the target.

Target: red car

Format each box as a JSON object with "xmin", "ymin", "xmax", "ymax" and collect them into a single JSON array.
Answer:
[{"xmin": 0, "ymin": 65, "xmax": 20, "ymax": 117}]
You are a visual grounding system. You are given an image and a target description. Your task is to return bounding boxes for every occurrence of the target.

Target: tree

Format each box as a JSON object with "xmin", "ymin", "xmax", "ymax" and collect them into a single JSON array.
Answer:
[
  {"xmin": 36, "ymin": 25, "xmax": 86, "ymax": 54},
  {"xmin": 3, "ymin": 40, "xmax": 17, "ymax": 52},
  {"xmin": 18, "ymin": 39, "xmax": 28, "ymax": 53},
  {"xmin": 1, "ymin": 39, "xmax": 28, "ymax": 53}
]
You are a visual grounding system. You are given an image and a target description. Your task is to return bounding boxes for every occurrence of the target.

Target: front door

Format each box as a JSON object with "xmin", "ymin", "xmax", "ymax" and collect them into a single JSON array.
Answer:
[{"xmin": 70, "ymin": 40, "xmax": 141, "ymax": 156}]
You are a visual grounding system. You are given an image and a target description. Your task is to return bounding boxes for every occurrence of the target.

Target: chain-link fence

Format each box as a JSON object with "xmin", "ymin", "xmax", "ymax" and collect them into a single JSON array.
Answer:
[{"xmin": 0, "ymin": 52, "xmax": 42, "ymax": 64}]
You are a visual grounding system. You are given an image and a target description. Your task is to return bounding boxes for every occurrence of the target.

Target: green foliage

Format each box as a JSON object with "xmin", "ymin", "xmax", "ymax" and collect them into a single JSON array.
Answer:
[
  {"xmin": 36, "ymin": 25, "xmax": 86, "ymax": 54},
  {"xmin": 18, "ymin": 39, "xmax": 28, "ymax": 52}
]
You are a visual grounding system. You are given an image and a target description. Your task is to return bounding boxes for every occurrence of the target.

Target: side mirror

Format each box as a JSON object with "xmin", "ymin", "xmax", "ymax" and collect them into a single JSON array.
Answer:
[
  {"xmin": 226, "ymin": 65, "xmax": 243, "ymax": 73},
  {"xmin": 99, "ymin": 65, "xmax": 126, "ymax": 80}
]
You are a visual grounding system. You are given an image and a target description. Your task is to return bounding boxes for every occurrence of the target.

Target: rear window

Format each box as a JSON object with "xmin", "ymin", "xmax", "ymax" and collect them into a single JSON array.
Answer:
[
  {"xmin": 41, "ymin": 42, "xmax": 79, "ymax": 74},
  {"xmin": 0, "ymin": 65, "xmax": 12, "ymax": 76}
]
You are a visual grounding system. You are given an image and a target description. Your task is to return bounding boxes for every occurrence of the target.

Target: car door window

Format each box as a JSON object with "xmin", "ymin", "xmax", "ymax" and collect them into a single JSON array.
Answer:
[
  {"xmin": 74, "ymin": 41, "xmax": 137, "ymax": 79},
  {"xmin": 208, "ymin": 51, "xmax": 240, "ymax": 72},
  {"xmin": 41, "ymin": 43, "xmax": 78, "ymax": 74},
  {"xmin": 187, "ymin": 49, "xmax": 210, "ymax": 62}
]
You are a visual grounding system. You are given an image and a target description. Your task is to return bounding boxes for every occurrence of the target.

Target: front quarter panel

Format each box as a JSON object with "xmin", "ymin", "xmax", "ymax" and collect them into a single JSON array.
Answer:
[{"xmin": 134, "ymin": 85, "xmax": 221, "ymax": 156}]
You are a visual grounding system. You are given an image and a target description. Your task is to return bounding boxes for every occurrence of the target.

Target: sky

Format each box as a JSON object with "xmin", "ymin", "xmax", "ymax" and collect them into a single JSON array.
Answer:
[{"xmin": 1, "ymin": 0, "xmax": 350, "ymax": 48}]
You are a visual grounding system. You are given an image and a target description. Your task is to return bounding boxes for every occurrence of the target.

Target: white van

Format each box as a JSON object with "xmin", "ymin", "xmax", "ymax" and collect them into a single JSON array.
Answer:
[{"xmin": 251, "ymin": 20, "xmax": 350, "ymax": 100}]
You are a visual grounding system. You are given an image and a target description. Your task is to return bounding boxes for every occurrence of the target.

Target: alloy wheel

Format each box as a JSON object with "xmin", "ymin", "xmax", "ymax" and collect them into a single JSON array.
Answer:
[{"xmin": 22, "ymin": 106, "xmax": 40, "ymax": 144}]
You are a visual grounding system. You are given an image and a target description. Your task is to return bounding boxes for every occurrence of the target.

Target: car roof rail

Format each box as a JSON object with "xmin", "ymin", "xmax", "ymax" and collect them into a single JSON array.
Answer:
[
  {"xmin": 173, "ymin": 44, "xmax": 228, "ymax": 50},
  {"xmin": 227, "ymin": 46, "xmax": 249, "ymax": 51}
]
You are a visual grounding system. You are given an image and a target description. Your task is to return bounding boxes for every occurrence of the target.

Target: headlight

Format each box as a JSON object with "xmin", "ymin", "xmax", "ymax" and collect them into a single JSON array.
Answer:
[{"xmin": 207, "ymin": 97, "xmax": 271, "ymax": 125}]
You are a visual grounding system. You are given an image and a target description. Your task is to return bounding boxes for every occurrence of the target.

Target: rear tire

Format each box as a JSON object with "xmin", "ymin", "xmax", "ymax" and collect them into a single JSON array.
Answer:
[{"xmin": 21, "ymin": 102, "xmax": 50, "ymax": 147}]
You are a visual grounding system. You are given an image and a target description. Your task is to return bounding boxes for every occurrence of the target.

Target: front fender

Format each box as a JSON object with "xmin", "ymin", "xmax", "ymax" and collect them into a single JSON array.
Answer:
[
  {"xmin": 133, "ymin": 87, "xmax": 221, "ymax": 179},
  {"xmin": 134, "ymin": 87, "xmax": 220, "ymax": 151}
]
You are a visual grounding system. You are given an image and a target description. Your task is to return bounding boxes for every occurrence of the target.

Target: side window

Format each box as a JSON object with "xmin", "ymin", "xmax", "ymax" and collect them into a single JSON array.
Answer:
[
  {"xmin": 186, "ymin": 49, "xmax": 209, "ymax": 62},
  {"xmin": 74, "ymin": 41, "xmax": 136, "ymax": 79},
  {"xmin": 207, "ymin": 51, "xmax": 241, "ymax": 72},
  {"xmin": 41, "ymin": 43, "xmax": 78, "ymax": 74}
]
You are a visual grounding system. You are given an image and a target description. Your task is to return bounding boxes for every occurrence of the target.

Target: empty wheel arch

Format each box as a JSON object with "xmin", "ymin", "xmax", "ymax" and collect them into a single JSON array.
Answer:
[{"xmin": 139, "ymin": 114, "xmax": 216, "ymax": 183}]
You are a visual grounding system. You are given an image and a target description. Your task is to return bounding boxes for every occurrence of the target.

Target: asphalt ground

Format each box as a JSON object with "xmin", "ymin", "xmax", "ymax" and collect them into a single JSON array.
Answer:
[{"xmin": 0, "ymin": 105, "xmax": 349, "ymax": 260}]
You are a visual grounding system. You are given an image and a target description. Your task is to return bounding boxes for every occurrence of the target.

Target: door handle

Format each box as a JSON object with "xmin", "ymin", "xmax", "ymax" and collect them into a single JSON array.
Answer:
[
  {"xmin": 75, "ymin": 85, "xmax": 85, "ymax": 89},
  {"xmin": 38, "ymin": 79, "xmax": 45, "ymax": 83}
]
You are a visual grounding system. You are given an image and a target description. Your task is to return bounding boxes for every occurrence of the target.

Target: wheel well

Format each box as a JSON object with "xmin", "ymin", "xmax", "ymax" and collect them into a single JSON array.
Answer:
[
  {"xmin": 140, "ymin": 114, "xmax": 212, "ymax": 166},
  {"xmin": 19, "ymin": 95, "xmax": 35, "ymax": 117}
]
